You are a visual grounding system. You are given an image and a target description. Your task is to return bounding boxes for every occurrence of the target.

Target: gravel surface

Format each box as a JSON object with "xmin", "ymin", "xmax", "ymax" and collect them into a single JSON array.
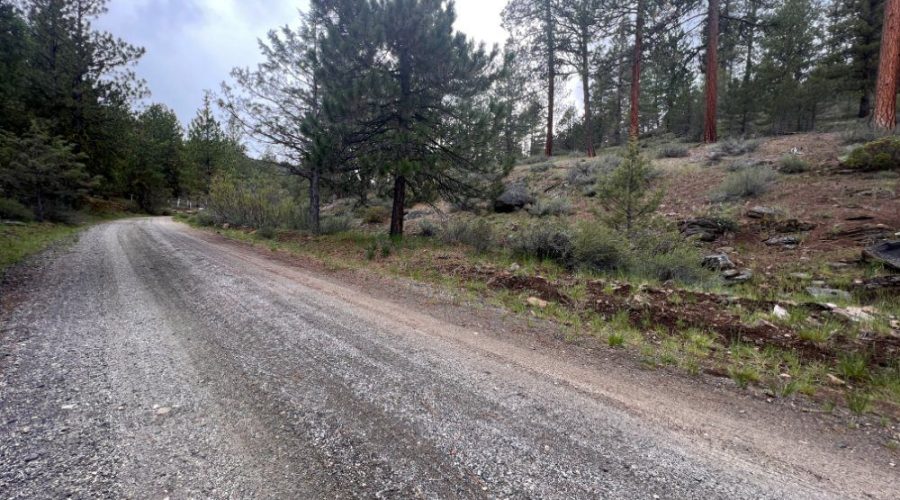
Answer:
[{"xmin": 0, "ymin": 217, "xmax": 897, "ymax": 499}]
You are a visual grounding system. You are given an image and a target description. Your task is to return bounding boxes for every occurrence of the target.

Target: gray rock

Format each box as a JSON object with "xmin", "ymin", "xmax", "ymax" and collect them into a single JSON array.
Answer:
[
  {"xmin": 746, "ymin": 206, "xmax": 781, "ymax": 219},
  {"xmin": 679, "ymin": 217, "xmax": 734, "ymax": 242},
  {"xmin": 764, "ymin": 235, "xmax": 801, "ymax": 247},
  {"xmin": 723, "ymin": 268, "xmax": 753, "ymax": 284},
  {"xmin": 862, "ymin": 240, "xmax": 900, "ymax": 271},
  {"xmin": 806, "ymin": 287, "xmax": 852, "ymax": 301},
  {"xmin": 701, "ymin": 254, "xmax": 735, "ymax": 271},
  {"xmin": 494, "ymin": 183, "xmax": 534, "ymax": 213}
]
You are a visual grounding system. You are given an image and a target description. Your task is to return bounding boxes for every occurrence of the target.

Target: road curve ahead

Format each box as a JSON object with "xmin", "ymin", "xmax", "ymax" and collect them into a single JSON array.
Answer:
[{"xmin": 0, "ymin": 218, "xmax": 896, "ymax": 499}]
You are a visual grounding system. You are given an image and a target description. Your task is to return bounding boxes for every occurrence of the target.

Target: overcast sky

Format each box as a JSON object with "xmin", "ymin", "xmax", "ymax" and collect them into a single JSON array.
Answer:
[{"xmin": 97, "ymin": 0, "xmax": 509, "ymax": 126}]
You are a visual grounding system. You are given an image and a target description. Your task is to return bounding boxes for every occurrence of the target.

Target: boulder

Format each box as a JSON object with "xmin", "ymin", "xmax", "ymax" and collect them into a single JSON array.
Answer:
[
  {"xmin": 862, "ymin": 240, "xmax": 900, "ymax": 271},
  {"xmin": 855, "ymin": 274, "xmax": 900, "ymax": 292},
  {"xmin": 824, "ymin": 224, "xmax": 894, "ymax": 244},
  {"xmin": 679, "ymin": 217, "xmax": 734, "ymax": 242},
  {"xmin": 764, "ymin": 235, "xmax": 801, "ymax": 248},
  {"xmin": 701, "ymin": 253, "xmax": 735, "ymax": 271},
  {"xmin": 723, "ymin": 268, "xmax": 753, "ymax": 284},
  {"xmin": 526, "ymin": 296, "xmax": 548, "ymax": 309},
  {"xmin": 806, "ymin": 287, "xmax": 851, "ymax": 301},
  {"xmin": 494, "ymin": 183, "xmax": 534, "ymax": 213},
  {"xmin": 768, "ymin": 219, "xmax": 816, "ymax": 233},
  {"xmin": 746, "ymin": 206, "xmax": 781, "ymax": 219}
]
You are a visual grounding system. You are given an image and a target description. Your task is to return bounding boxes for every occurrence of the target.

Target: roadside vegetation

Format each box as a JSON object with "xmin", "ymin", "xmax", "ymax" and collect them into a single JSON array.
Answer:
[
  {"xmin": 1, "ymin": 198, "xmax": 135, "ymax": 272},
  {"xmin": 3, "ymin": 0, "xmax": 900, "ymax": 426}
]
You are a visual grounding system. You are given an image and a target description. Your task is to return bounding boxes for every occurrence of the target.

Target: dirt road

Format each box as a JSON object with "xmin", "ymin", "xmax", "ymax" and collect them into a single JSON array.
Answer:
[{"xmin": 1, "ymin": 218, "xmax": 896, "ymax": 498}]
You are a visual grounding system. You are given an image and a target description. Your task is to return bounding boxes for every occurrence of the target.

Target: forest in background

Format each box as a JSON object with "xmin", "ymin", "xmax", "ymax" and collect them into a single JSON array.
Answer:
[{"xmin": 0, "ymin": 0, "xmax": 898, "ymax": 233}]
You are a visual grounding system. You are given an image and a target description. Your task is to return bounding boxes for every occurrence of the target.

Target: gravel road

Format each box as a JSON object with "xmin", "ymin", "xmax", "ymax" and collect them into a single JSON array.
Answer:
[{"xmin": 1, "ymin": 218, "xmax": 897, "ymax": 499}]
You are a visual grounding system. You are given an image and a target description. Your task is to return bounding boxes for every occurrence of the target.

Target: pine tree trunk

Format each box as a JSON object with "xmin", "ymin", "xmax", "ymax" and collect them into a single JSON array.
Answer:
[
  {"xmin": 581, "ymin": 42, "xmax": 595, "ymax": 157},
  {"xmin": 874, "ymin": 0, "xmax": 900, "ymax": 130},
  {"xmin": 703, "ymin": 0, "xmax": 719, "ymax": 143},
  {"xmin": 629, "ymin": 0, "xmax": 644, "ymax": 140},
  {"xmin": 859, "ymin": 91, "xmax": 872, "ymax": 118},
  {"xmin": 308, "ymin": 169, "xmax": 321, "ymax": 234},
  {"xmin": 545, "ymin": 54, "xmax": 556, "ymax": 157},
  {"xmin": 544, "ymin": 3, "xmax": 556, "ymax": 157},
  {"xmin": 739, "ymin": 1, "xmax": 757, "ymax": 134},
  {"xmin": 389, "ymin": 175, "xmax": 406, "ymax": 237}
]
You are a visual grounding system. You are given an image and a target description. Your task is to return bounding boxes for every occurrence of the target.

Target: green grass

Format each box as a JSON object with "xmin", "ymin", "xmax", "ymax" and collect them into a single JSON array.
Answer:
[
  {"xmin": 1, "ymin": 212, "xmax": 136, "ymax": 273},
  {"xmin": 0, "ymin": 222, "xmax": 83, "ymax": 272},
  {"xmin": 179, "ymin": 215, "xmax": 900, "ymax": 415}
]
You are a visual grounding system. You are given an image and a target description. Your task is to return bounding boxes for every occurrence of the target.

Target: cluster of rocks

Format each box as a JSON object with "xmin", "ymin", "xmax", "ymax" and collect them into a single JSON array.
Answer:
[
  {"xmin": 701, "ymin": 252, "xmax": 753, "ymax": 284},
  {"xmin": 745, "ymin": 206, "xmax": 818, "ymax": 249},
  {"xmin": 679, "ymin": 217, "xmax": 734, "ymax": 242}
]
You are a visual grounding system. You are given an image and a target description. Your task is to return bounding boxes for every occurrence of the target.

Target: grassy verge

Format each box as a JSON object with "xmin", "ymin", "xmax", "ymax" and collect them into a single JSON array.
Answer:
[
  {"xmin": 0, "ymin": 212, "xmax": 134, "ymax": 273},
  {"xmin": 176, "ymin": 214, "xmax": 900, "ymax": 421}
]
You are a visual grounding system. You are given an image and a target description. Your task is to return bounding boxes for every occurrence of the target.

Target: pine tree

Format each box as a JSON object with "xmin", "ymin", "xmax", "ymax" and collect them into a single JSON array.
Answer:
[
  {"xmin": 704, "ymin": 0, "xmax": 721, "ymax": 143},
  {"xmin": 222, "ymin": 5, "xmax": 333, "ymax": 232},
  {"xmin": 595, "ymin": 139, "xmax": 663, "ymax": 231},
  {"xmin": 874, "ymin": 0, "xmax": 900, "ymax": 130},
  {"xmin": 0, "ymin": 125, "xmax": 93, "ymax": 221},
  {"xmin": 756, "ymin": 0, "xmax": 824, "ymax": 132},
  {"xmin": 556, "ymin": 0, "xmax": 605, "ymax": 156},
  {"xmin": 339, "ymin": 0, "xmax": 500, "ymax": 236},
  {"xmin": 0, "ymin": 2, "xmax": 31, "ymax": 133},
  {"xmin": 826, "ymin": 0, "xmax": 884, "ymax": 118},
  {"xmin": 24, "ymin": 0, "xmax": 144, "ymax": 185},
  {"xmin": 502, "ymin": 0, "xmax": 566, "ymax": 156},
  {"xmin": 494, "ymin": 42, "xmax": 543, "ymax": 164},
  {"xmin": 185, "ymin": 92, "xmax": 230, "ymax": 194},
  {"xmin": 124, "ymin": 104, "xmax": 184, "ymax": 212}
]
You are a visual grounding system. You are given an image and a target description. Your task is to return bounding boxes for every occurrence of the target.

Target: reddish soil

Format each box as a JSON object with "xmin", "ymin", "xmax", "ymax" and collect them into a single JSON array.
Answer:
[
  {"xmin": 435, "ymin": 258, "xmax": 900, "ymax": 367},
  {"xmin": 661, "ymin": 133, "xmax": 900, "ymax": 274}
]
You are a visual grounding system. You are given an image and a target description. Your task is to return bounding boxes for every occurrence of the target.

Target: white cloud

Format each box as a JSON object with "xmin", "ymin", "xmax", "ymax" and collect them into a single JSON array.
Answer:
[{"xmin": 97, "ymin": 0, "xmax": 511, "ymax": 124}]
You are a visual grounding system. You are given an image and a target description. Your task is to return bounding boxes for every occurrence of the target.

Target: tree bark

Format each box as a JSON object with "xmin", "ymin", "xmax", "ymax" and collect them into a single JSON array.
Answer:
[
  {"xmin": 703, "ymin": 0, "xmax": 720, "ymax": 143},
  {"xmin": 545, "ymin": 7, "xmax": 556, "ymax": 157},
  {"xmin": 874, "ymin": 0, "xmax": 900, "ymax": 130},
  {"xmin": 580, "ymin": 33, "xmax": 596, "ymax": 157},
  {"xmin": 308, "ymin": 169, "xmax": 321, "ymax": 234},
  {"xmin": 389, "ymin": 175, "xmax": 406, "ymax": 237},
  {"xmin": 859, "ymin": 91, "xmax": 872, "ymax": 118},
  {"xmin": 629, "ymin": 0, "xmax": 644, "ymax": 140},
  {"xmin": 739, "ymin": 1, "xmax": 757, "ymax": 134}
]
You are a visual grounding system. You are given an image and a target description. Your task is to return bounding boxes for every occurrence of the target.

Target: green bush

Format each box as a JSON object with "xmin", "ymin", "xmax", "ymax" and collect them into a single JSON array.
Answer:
[
  {"xmin": 840, "ymin": 124, "xmax": 879, "ymax": 145},
  {"xmin": 319, "ymin": 215, "xmax": 352, "ymax": 235},
  {"xmin": 256, "ymin": 226, "xmax": 276, "ymax": 239},
  {"xmin": 844, "ymin": 136, "xmax": 900, "ymax": 171},
  {"xmin": 630, "ymin": 226, "xmax": 711, "ymax": 284},
  {"xmin": 362, "ymin": 205, "xmax": 390, "ymax": 224},
  {"xmin": 194, "ymin": 211, "xmax": 216, "ymax": 227},
  {"xmin": 521, "ymin": 155, "xmax": 547, "ymax": 165},
  {"xmin": 0, "ymin": 197, "xmax": 35, "ymax": 222},
  {"xmin": 418, "ymin": 219, "xmax": 438, "ymax": 237},
  {"xmin": 726, "ymin": 158, "xmax": 764, "ymax": 172},
  {"xmin": 778, "ymin": 155, "xmax": 808, "ymax": 174},
  {"xmin": 528, "ymin": 197, "xmax": 573, "ymax": 217},
  {"xmin": 711, "ymin": 166, "xmax": 776, "ymax": 201},
  {"xmin": 441, "ymin": 218, "xmax": 494, "ymax": 253},
  {"xmin": 529, "ymin": 162, "xmax": 552, "ymax": 173},
  {"xmin": 571, "ymin": 223, "xmax": 628, "ymax": 272},
  {"xmin": 658, "ymin": 144, "xmax": 690, "ymax": 158},
  {"xmin": 208, "ymin": 173, "xmax": 301, "ymax": 229},
  {"xmin": 510, "ymin": 223, "xmax": 573, "ymax": 265},
  {"xmin": 717, "ymin": 138, "xmax": 760, "ymax": 156}
]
